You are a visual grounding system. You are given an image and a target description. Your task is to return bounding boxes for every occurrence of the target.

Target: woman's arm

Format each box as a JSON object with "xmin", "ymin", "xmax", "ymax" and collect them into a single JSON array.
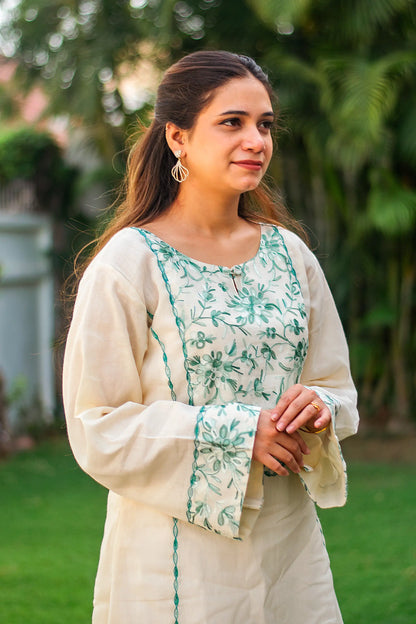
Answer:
[
  {"xmin": 268, "ymin": 231, "xmax": 359, "ymax": 507},
  {"xmin": 64, "ymin": 259, "xmax": 273, "ymax": 539}
]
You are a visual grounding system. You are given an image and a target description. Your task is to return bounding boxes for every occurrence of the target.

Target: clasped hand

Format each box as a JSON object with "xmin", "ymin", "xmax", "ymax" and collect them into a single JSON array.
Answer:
[{"xmin": 252, "ymin": 384, "xmax": 331, "ymax": 476}]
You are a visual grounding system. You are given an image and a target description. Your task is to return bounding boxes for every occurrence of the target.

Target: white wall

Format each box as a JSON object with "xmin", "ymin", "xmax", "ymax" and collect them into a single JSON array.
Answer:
[{"xmin": 0, "ymin": 213, "xmax": 55, "ymax": 431}]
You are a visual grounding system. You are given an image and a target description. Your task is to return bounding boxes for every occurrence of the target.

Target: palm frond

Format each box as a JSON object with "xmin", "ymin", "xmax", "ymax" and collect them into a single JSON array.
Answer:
[
  {"xmin": 336, "ymin": 0, "xmax": 413, "ymax": 43},
  {"xmin": 366, "ymin": 172, "xmax": 416, "ymax": 235},
  {"xmin": 319, "ymin": 52, "xmax": 416, "ymax": 170},
  {"xmin": 246, "ymin": 0, "xmax": 313, "ymax": 27}
]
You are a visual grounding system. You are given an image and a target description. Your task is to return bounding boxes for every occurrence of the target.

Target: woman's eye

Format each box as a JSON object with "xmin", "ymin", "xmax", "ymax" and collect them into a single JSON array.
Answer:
[
  {"xmin": 220, "ymin": 117, "xmax": 274, "ymax": 130},
  {"xmin": 221, "ymin": 118, "xmax": 241, "ymax": 127}
]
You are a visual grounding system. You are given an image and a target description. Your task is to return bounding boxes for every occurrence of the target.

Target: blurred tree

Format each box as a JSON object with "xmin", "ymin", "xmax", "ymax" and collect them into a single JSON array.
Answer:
[
  {"xmin": 0, "ymin": 126, "xmax": 75, "ymax": 214},
  {"xmin": 0, "ymin": 0, "xmax": 150, "ymax": 158},
  {"xmin": 1, "ymin": 0, "xmax": 416, "ymax": 427},
  {"xmin": 247, "ymin": 0, "xmax": 416, "ymax": 428},
  {"xmin": 0, "ymin": 1, "xmax": 277, "ymax": 154}
]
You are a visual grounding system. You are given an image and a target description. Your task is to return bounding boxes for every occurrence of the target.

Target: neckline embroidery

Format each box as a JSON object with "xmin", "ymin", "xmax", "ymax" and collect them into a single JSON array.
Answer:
[{"xmin": 137, "ymin": 224, "xmax": 266, "ymax": 273}]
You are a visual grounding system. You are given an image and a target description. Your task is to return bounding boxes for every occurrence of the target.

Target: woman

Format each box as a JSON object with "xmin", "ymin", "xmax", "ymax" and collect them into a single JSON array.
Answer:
[{"xmin": 63, "ymin": 51, "xmax": 359, "ymax": 623}]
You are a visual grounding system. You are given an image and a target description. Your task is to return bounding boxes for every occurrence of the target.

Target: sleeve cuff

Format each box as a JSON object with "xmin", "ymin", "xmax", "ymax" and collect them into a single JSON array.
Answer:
[
  {"xmin": 186, "ymin": 403, "xmax": 262, "ymax": 539},
  {"xmin": 298, "ymin": 420, "xmax": 348, "ymax": 508}
]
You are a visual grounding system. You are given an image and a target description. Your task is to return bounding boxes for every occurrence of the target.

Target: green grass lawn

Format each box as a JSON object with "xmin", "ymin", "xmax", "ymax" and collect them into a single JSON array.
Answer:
[
  {"xmin": 0, "ymin": 437, "xmax": 415, "ymax": 623},
  {"xmin": 319, "ymin": 461, "xmax": 416, "ymax": 624},
  {"xmin": 0, "ymin": 438, "xmax": 107, "ymax": 623}
]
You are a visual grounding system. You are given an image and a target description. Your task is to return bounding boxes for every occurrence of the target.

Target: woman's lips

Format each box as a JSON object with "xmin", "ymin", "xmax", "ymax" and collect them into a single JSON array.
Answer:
[{"xmin": 233, "ymin": 160, "xmax": 263, "ymax": 170}]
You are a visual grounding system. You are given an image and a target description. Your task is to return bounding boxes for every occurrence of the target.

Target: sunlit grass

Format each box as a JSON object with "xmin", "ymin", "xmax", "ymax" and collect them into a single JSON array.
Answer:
[
  {"xmin": 319, "ymin": 462, "xmax": 416, "ymax": 624},
  {"xmin": 0, "ymin": 438, "xmax": 106, "ymax": 623},
  {"xmin": 0, "ymin": 438, "xmax": 415, "ymax": 623}
]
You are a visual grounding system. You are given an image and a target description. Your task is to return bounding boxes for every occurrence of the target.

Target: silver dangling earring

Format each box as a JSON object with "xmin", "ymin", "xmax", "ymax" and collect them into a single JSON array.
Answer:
[{"xmin": 171, "ymin": 150, "xmax": 189, "ymax": 183}]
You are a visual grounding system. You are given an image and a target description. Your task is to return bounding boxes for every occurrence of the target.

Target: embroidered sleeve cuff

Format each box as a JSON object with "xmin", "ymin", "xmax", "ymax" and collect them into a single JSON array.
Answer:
[{"xmin": 186, "ymin": 403, "xmax": 261, "ymax": 539}]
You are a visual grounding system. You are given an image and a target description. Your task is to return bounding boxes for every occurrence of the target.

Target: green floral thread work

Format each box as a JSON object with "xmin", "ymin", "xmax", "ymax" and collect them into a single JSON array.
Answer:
[
  {"xmin": 135, "ymin": 225, "xmax": 310, "ymax": 540},
  {"xmin": 134, "ymin": 228, "xmax": 195, "ymax": 406},
  {"xmin": 137, "ymin": 226, "xmax": 309, "ymax": 407},
  {"xmin": 187, "ymin": 406, "xmax": 206, "ymax": 523},
  {"xmin": 150, "ymin": 327, "xmax": 177, "ymax": 401},
  {"xmin": 172, "ymin": 517, "xmax": 179, "ymax": 624},
  {"xmin": 186, "ymin": 403, "xmax": 259, "ymax": 539}
]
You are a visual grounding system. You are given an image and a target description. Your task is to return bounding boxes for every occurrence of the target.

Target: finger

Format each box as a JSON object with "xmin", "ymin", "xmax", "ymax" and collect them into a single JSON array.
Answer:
[
  {"xmin": 275, "ymin": 388, "xmax": 316, "ymax": 431},
  {"xmin": 275, "ymin": 433, "xmax": 305, "ymax": 465},
  {"xmin": 270, "ymin": 384, "xmax": 303, "ymax": 422},
  {"xmin": 290, "ymin": 406, "xmax": 332, "ymax": 434},
  {"xmin": 313, "ymin": 409, "xmax": 331, "ymax": 430},
  {"xmin": 265, "ymin": 456, "xmax": 289, "ymax": 477},
  {"xmin": 285, "ymin": 402, "xmax": 324, "ymax": 433},
  {"xmin": 272, "ymin": 442, "xmax": 304, "ymax": 473}
]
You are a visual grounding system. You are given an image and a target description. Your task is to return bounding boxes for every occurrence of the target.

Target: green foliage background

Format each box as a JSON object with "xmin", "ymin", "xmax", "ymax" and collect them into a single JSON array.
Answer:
[{"xmin": 1, "ymin": 0, "xmax": 415, "ymax": 427}]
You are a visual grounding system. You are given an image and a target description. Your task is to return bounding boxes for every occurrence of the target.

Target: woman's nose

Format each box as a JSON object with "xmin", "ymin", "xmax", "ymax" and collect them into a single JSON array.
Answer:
[{"xmin": 242, "ymin": 126, "xmax": 265, "ymax": 152}]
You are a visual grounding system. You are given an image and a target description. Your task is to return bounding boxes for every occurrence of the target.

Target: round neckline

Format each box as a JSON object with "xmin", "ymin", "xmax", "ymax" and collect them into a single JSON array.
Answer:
[{"xmin": 139, "ymin": 224, "xmax": 266, "ymax": 272}]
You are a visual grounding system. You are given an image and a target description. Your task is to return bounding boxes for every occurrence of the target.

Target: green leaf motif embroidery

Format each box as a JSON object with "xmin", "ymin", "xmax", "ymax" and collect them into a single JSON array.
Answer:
[
  {"xmin": 139, "ymin": 225, "xmax": 311, "ymax": 536},
  {"xmin": 142, "ymin": 225, "xmax": 309, "ymax": 407},
  {"xmin": 187, "ymin": 404, "xmax": 258, "ymax": 537}
]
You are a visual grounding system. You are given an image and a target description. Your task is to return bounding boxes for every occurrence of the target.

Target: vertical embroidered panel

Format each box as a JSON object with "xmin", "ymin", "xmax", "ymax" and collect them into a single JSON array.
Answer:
[{"xmin": 172, "ymin": 517, "xmax": 179, "ymax": 624}]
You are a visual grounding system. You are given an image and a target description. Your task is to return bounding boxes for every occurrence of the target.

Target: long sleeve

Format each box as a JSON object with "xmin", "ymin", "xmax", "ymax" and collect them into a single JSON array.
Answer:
[
  {"xmin": 63, "ymin": 254, "xmax": 263, "ymax": 540},
  {"xmin": 282, "ymin": 230, "xmax": 359, "ymax": 508}
]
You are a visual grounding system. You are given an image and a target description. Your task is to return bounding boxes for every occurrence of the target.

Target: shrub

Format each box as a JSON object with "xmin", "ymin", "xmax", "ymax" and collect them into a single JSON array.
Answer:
[{"xmin": 0, "ymin": 126, "xmax": 77, "ymax": 219}]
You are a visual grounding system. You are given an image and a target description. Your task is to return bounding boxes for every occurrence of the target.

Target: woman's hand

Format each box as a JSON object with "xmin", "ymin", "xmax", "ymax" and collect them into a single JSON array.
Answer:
[
  {"xmin": 252, "ymin": 409, "xmax": 311, "ymax": 476},
  {"xmin": 270, "ymin": 384, "xmax": 331, "ymax": 434}
]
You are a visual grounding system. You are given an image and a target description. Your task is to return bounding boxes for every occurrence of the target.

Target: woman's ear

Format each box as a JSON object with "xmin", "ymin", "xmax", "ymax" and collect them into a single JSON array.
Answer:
[{"xmin": 165, "ymin": 122, "xmax": 187, "ymax": 156}]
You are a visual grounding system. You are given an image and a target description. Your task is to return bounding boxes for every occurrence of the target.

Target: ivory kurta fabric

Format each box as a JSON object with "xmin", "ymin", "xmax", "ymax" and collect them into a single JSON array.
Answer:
[{"xmin": 63, "ymin": 225, "xmax": 359, "ymax": 623}]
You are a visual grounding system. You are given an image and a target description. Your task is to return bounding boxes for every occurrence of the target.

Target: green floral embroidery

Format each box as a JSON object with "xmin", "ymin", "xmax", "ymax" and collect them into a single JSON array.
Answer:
[
  {"xmin": 189, "ymin": 330, "xmax": 215, "ymax": 349},
  {"xmin": 186, "ymin": 403, "xmax": 258, "ymax": 538},
  {"xmin": 137, "ymin": 224, "xmax": 310, "ymax": 535},
  {"xmin": 172, "ymin": 517, "xmax": 179, "ymax": 623},
  {"xmin": 188, "ymin": 351, "xmax": 242, "ymax": 401},
  {"xmin": 226, "ymin": 284, "xmax": 279, "ymax": 325},
  {"xmin": 139, "ymin": 226, "xmax": 309, "ymax": 407},
  {"xmin": 150, "ymin": 327, "xmax": 177, "ymax": 401}
]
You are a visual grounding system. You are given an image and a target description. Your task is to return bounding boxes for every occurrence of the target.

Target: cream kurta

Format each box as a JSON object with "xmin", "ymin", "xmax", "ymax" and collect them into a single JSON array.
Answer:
[{"xmin": 63, "ymin": 224, "xmax": 359, "ymax": 623}]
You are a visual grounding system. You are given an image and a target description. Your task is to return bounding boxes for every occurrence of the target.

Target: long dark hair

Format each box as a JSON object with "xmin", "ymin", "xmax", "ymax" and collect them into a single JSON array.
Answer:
[{"xmin": 77, "ymin": 50, "xmax": 304, "ymax": 273}]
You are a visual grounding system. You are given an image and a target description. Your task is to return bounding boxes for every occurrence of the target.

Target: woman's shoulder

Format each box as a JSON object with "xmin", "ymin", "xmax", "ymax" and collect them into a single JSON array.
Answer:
[
  {"xmin": 262, "ymin": 223, "xmax": 312, "ymax": 259},
  {"xmin": 83, "ymin": 227, "xmax": 157, "ymax": 289},
  {"xmin": 262, "ymin": 224, "xmax": 326, "ymax": 286},
  {"xmin": 94, "ymin": 226, "xmax": 151, "ymax": 261}
]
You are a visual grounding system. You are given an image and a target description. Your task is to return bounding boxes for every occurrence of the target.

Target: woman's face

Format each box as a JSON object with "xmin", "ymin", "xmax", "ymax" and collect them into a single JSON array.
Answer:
[{"xmin": 182, "ymin": 75, "xmax": 274, "ymax": 196}]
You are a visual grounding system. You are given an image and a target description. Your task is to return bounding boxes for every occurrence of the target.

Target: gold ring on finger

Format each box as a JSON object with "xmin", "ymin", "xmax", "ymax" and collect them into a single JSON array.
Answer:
[{"xmin": 310, "ymin": 401, "xmax": 320, "ymax": 411}]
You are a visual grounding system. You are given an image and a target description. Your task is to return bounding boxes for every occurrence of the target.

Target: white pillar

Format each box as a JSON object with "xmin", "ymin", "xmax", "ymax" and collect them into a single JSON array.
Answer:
[{"xmin": 0, "ymin": 213, "xmax": 55, "ymax": 431}]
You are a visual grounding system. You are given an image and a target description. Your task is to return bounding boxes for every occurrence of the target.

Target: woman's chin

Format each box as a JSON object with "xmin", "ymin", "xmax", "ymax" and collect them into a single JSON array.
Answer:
[{"xmin": 238, "ymin": 180, "xmax": 262, "ymax": 193}]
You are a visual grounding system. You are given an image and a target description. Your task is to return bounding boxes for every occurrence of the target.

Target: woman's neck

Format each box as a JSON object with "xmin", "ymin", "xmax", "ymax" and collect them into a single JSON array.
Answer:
[
  {"xmin": 141, "ymin": 183, "xmax": 261, "ymax": 267},
  {"xmin": 161, "ymin": 184, "xmax": 242, "ymax": 236}
]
